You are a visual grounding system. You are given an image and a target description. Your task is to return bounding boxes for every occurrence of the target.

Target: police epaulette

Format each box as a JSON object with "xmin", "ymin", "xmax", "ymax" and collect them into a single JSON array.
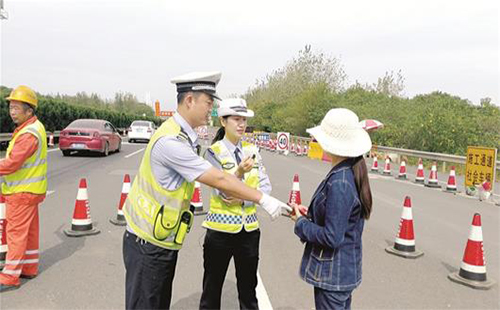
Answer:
[{"xmin": 177, "ymin": 131, "xmax": 189, "ymax": 142}]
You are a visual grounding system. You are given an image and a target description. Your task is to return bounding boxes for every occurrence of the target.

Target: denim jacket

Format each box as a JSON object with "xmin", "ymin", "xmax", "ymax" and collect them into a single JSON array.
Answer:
[{"xmin": 294, "ymin": 159, "xmax": 364, "ymax": 291}]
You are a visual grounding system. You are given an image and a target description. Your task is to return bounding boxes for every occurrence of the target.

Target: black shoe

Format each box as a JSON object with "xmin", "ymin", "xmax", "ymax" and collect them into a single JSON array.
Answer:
[
  {"xmin": 20, "ymin": 274, "xmax": 37, "ymax": 279},
  {"xmin": 0, "ymin": 284, "xmax": 20, "ymax": 293}
]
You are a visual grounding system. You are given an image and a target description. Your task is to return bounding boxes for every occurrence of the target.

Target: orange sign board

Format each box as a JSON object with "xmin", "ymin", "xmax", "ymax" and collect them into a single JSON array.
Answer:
[
  {"xmin": 465, "ymin": 146, "xmax": 497, "ymax": 189},
  {"xmin": 159, "ymin": 111, "xmax": 175, "ymax": 117}
]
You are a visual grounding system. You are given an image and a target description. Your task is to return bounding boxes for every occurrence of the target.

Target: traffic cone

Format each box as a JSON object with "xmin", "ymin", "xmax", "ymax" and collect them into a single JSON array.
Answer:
[
  {"xmin": 64, "ymin": 178, "xmax": 100, "ymax": 237},
  {"xmin": 397, "ymin": 160, "xmax": 407, "ymax": 180},
  {"xmin": 48, "ymin": 133, "xmax": 55, "ymax": 147},
  {"xmin": 110, "ymin": 174, "xmax": 130, "ymax": 226},
  {"xmin": 444, "ymin": 166, "xmax": 457, "ymax": 192},
  {"xmin": 191, "ymin": 181, "xmax": 206, "ymax": 216},
  {"xmin": 296, "ymin": 141, "xmax": 302, "ymax": 156},
  {"xmin": 303, "ymin": 142, "xmax": 308, "ymax": 157},
  {"xmin": 448, "ymin": 213, "xmax": 495, "ymax": 289},
  {"xmin": 383, "ymin": 157, "xmax": 392, "ymax": 175},
  {"xmin": 385, "ymin": 196, "xmax": 424, "ymax": 259},
  {"xmin": 288, "ymin": 174, "xmax": 308, "ymax": 217},
  {"xmin": 415, "ymin": 158, "xmax": 425, "ymax": 184},
  {"xmin": 291, "ymin": 142, "xmax": 295, "ymax": 154},
  {"xmin": 0, "ymin": 194, "xmax": 7, "ymax": 267},
  {"xmin": 370, "ymin": 156, "xmax": 379, "ymax": 173},
  {"xmin": 425, "ymin": 161, "xmax": 441, "ymax": 188}
]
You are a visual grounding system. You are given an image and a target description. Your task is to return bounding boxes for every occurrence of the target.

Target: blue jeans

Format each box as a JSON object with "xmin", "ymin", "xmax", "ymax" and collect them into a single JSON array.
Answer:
[{"xmin": 314, "ymin": 287, "xmax": 353, "ymax": 310}]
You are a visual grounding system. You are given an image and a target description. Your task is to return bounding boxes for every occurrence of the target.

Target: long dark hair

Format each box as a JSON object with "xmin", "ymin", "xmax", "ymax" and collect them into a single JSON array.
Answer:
[
  {"xmin": 212, "ymin": 116, "xmax": 229, "ymax": 144},
  {"xmin": 352, "ymin": 156, "xmax": 373, "ymax": 220}
]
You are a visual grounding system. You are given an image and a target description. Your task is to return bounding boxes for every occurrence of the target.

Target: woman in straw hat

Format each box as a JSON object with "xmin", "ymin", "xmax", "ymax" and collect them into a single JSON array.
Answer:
[
  {"xmin": 289, "ymin": 108, "xmax": 373, "ymax": 310},
  {"xmin": 200, "ymin": 98, "xmax": 275, "ymax": 310}
]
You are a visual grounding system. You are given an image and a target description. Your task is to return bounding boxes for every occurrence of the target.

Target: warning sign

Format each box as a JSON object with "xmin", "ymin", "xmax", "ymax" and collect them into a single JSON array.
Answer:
[
  {"xmin": 277, "ymin": 132, "xmax": 290, "ymax": 152},
  {"xmin": 465, "ymin": 146, "xmax": 497, "ymax": 189}
]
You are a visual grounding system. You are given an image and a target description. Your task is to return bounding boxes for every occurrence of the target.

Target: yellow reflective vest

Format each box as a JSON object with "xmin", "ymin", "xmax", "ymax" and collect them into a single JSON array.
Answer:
[
  {"xmin": 123, "ymin": 117, "xmax": 195, "ymax": 250},
  {"xmin": 202, "ymin": 140, "xmax": 260, "ymax": 233},
  {"xmin": 2, "ymin": 119, "xmax": 47, "ymax": 195}
]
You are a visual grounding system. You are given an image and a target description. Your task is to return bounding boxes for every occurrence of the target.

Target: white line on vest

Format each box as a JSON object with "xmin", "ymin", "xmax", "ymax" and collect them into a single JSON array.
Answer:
[
  {"xmin": 257, "ymin": 271, "xmax": 273, "ymax": 310},
  {"xmin": 125, "ymin": 148, "xmax": 145, "ymax": 159}
]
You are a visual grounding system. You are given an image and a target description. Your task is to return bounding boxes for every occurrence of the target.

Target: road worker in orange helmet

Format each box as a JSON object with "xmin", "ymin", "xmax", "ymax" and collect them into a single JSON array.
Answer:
[{"xmin": 0, "ymin": 85, "xmax": 47, "ymax": 292}]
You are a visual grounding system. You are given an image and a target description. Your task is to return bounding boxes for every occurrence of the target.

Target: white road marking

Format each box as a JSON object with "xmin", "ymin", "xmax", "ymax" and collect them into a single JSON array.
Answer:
[
  {"xmin": 256, "ymin": 271, "xmax": 273, "ymax": 310},
  {"xmin": 47, "ymin": 148, "xmax": 60, "ymax": 153},
  {"xmin": 125, "ymin": 148, "xmax": 145, "ymax": 158}
]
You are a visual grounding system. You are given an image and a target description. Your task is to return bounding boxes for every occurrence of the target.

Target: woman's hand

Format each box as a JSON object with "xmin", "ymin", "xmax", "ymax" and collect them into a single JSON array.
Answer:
[
  {"xmin": 288, "ymin": 203, "xmax": 301, "ymax": 222},
  {"xmin": 235, "ymin": 156, "xmax": 254, "ymax": 178},
  {"xmin": 221, "ymin": 196, "xmax": 243, "ymax": 206}
]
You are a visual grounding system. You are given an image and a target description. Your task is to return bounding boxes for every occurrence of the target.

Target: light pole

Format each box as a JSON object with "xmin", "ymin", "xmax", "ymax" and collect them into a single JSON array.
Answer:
[{"xmin": 0, "ymin": 0, "xmax": 8, "ymax": 20}]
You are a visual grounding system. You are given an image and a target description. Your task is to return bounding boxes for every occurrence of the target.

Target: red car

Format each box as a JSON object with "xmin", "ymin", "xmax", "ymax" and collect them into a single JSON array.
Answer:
[{"xmin": 59, "ymin": 119, "xmax": 122, "ymax": 156}]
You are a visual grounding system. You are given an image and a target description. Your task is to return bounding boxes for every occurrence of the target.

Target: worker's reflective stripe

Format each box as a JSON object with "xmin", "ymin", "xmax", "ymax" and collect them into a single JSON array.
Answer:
[
  {"xmin": 25, "ymin": 249, "xmax": 39, "ymax": 255},
  {"xmin": 4, "ymin": 175, "xmax": 47, "ymax": 187},
  {"xmin": 5, "ymin": 259, "xmax": 39, "ymax": 265},
  {"xmin": 2, "ymin": 269, "xmax": 22, "ymax": 275},
  {"xmin": 21, "ymin": 158, "xmax": 47, "ymax": 169}
]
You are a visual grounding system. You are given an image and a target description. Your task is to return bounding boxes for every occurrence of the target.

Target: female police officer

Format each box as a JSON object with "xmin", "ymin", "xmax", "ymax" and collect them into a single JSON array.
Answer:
[{"xmin": 200, "ymin": 98, "xmax": 270, "ymax": 310}]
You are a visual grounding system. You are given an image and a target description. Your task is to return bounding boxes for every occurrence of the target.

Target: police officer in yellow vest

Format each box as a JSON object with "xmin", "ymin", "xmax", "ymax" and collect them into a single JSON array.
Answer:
[
  {"xmin": 199, "ymin": 98, "xmax": 271, "ymax": 309},
  {"xmin": 122, "ymin": 72, "xmax": 291, "ymax": 309},
  {"xmin": 0, "ymin": 86, "xmax": 47, "ymax": 291}
]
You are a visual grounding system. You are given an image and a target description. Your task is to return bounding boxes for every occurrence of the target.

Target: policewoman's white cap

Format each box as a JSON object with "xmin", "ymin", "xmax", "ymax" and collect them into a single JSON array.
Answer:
[
  {"xmin": 306, "ymin": 108, "xmax": 372, "ymax": 157},
  {"xmin": 171, "ymin": 71, "xmax": 222, "ymax": 100},
  {"xmin": 217, "ymin": 98, "xmax": 254, "ymax": 118}
]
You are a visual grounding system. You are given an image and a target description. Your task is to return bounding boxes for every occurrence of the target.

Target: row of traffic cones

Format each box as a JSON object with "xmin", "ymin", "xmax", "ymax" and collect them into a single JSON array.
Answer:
[
  {"xmin": 385, "ymin": 196, "xmax": 495, "ymax": 289},
  {"xmin": 371, "ymin": 157, "xmax": 458, "ymax": 192}
]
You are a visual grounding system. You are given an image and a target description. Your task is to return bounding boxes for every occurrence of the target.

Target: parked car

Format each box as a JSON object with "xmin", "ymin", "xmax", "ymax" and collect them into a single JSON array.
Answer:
[
  {"xmin": 128, "ymin": 120, "xmax": 156, "ymax": 143},
  {"xmin": 59, "ymin": 119, "xmax": 122, "ymax": 156}
]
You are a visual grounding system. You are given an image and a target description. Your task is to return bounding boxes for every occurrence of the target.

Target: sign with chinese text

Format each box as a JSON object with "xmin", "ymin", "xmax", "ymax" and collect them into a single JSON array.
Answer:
[{"xmin": 465, "ymin": 146, "xmax": 497, "ymax": 190}]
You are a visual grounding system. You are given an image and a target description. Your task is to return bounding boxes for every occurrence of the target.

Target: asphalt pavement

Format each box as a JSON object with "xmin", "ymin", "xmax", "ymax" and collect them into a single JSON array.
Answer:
[{"xmin": 1, "ymin": 142, "xmax": 499, "ymax": 309}]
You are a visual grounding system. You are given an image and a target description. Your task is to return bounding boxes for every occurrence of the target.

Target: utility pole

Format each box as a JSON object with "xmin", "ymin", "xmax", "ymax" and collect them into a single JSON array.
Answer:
[{"xmin": 0, "ymin": 0, "xmax": 8, "ymax": 20}]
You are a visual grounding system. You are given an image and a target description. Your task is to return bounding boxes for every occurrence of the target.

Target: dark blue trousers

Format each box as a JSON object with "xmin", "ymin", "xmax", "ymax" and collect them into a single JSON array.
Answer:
[
  {"xmin": 123, "ymin": 231, "xmax": 178, "ymax": 310},
  {"xmin": 314, "ymin": 287, "xmax": 353, "ymax": 310}
]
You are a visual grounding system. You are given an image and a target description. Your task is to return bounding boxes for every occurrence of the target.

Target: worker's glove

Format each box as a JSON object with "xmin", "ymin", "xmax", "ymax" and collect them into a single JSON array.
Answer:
[{"xmin": 259, "ymin": 193, "xmax": 292, "ymax": 221}]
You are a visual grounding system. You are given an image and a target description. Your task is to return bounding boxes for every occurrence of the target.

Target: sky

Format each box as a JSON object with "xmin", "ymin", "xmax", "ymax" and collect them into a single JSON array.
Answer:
[{"xmin": 0, "ymin": 0, "xmax": 498, "ymax": 111}]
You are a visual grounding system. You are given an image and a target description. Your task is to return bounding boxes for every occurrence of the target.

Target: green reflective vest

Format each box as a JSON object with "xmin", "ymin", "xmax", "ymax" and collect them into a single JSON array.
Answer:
[
  {"xmin": 202, "ymin": 140, "xmax": 260, "ymax": 233},
  {"xmin": 2, "ymin": 119, "xmax": 47, "ymax": 195},
  {"xmin": 123, "ymin": 117, "xmax": 195, "ymax": 250}
]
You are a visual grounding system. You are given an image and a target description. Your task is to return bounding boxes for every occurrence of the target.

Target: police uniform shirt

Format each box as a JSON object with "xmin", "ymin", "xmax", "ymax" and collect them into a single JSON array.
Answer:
[
  {"xmin": 150, "ymin": 113, "xmax": 212, "ymax": 190},
  {"xmin": 204, "ymin": 137, "xmax": 272, "ymax": 206}
]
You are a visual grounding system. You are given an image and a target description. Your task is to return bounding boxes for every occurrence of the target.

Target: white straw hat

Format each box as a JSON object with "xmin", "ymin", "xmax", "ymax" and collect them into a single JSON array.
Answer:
[{"xmin": 306, "ymin": 108, "xmax": 372, "ymax": 157}]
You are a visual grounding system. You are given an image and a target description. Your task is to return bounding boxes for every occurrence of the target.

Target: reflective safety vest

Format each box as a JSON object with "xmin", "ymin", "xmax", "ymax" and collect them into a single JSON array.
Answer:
[
  {"xmin": 2, "ymin": 119, "xmax": 47, "ymax": 195},
  {"xmin": 123, "ymin": 117, "xmax": 195, "ymax": 250},
  {"xmin": 202, "ymin": 140, "xmax": 260, "ymax": 233}
]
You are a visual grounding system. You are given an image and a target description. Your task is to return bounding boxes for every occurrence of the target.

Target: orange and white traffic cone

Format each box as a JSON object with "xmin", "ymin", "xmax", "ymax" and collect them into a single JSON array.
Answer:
[
  {"xmin": 385, "ymin": 196, "xmax": 424, "ymax": 258},
  {"xmin": 370, "ymin": 156, "xmax": 379, "ymax": 173},
  {"xmin": 291, "ymin": 142, "xmax": 295, "ymax": 154},
  {"xmin": 64, "ymin": 178, "xmax": 100, "ymax": 237},
  {"xmin": 303, "ymin": 142, "xmax": 308, "ymax": 157},
  {"xmin": 48, "ymin": 133, "xmax": 55, "ymax": 147},
  {"xmin": 110, "ymin": 174, "xmax": 130, "ymax": 226},
  {"xmin": 445, "ymin": 166, "xmax": 457, "ymax": 192},
  {"xmin": 425, "ymin": 161, "xmax": 441, "ymax": 188},
  {"xmin": 397, "ymin": 160, "xmax": 407, "ymax": 180},
  {"xmin": 415, "ymin": 158, "xmax": 425, "ymax": 184},
  {"xmin": 288, "ymin": 174, "xmax": 308, "ymax": 217},
  {"xmin": 191, "ymin": 181, "xmax": 206, "ymax": 216},
  {"xmin": 0, "ymin": 194, "xmax": 7, "ymax": 268},
  {"xmin": 383, "ymin": 156, "xmax": 392, "ymax": 176},
  {"xmin": 296, "ymin": 141, "xmax": 302, "ymax": 156},
  {"xmin": 448, "ymin": 213, "xmax": 495, "ymax": 289}
]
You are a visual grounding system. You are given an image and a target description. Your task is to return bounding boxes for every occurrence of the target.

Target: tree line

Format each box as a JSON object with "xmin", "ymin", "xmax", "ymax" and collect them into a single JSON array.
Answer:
[
  {"xmin": 244, "ymin": 46, "xmax": 499, "ymax": 157},
  {"xmin": 0, "ymin": 87, "xmax": 160, "ymax": 133}
]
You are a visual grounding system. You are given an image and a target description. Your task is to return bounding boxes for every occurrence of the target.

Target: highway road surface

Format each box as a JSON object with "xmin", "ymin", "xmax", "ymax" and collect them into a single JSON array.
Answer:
[{"xmin": 1, "ymin": 141, "xmax": 499, "ymax": 309}]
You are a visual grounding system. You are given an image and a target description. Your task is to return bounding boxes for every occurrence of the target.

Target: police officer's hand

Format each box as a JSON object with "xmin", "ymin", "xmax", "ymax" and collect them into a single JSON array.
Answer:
[
  {"xmin": 236, "ymin": 156, "xmax": 255, "ymax": 178},
  {"xmin": 259, "ymin": 193, "xmax": 292, "ymax": 221}
]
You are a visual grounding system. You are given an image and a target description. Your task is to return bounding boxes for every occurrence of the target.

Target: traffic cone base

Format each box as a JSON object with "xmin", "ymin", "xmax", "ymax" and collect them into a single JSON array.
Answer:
[
  {"xmin": 385, "ymin": 246, "xmax": 424, "ymax": 259},
  {"xmin": 109, "ymin": 214, "xmax": 127, "ymax": 226},
  {"xmin": 448, "ymin": 270, "xmax": 495, "ymax": 290},
  {"xmin": 396, "ymin": 174, "xmax": 408, "ymax": 180},
  {"xmin": 64, "ymin": 226, "xmax": 101, "ymax": 237}
]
